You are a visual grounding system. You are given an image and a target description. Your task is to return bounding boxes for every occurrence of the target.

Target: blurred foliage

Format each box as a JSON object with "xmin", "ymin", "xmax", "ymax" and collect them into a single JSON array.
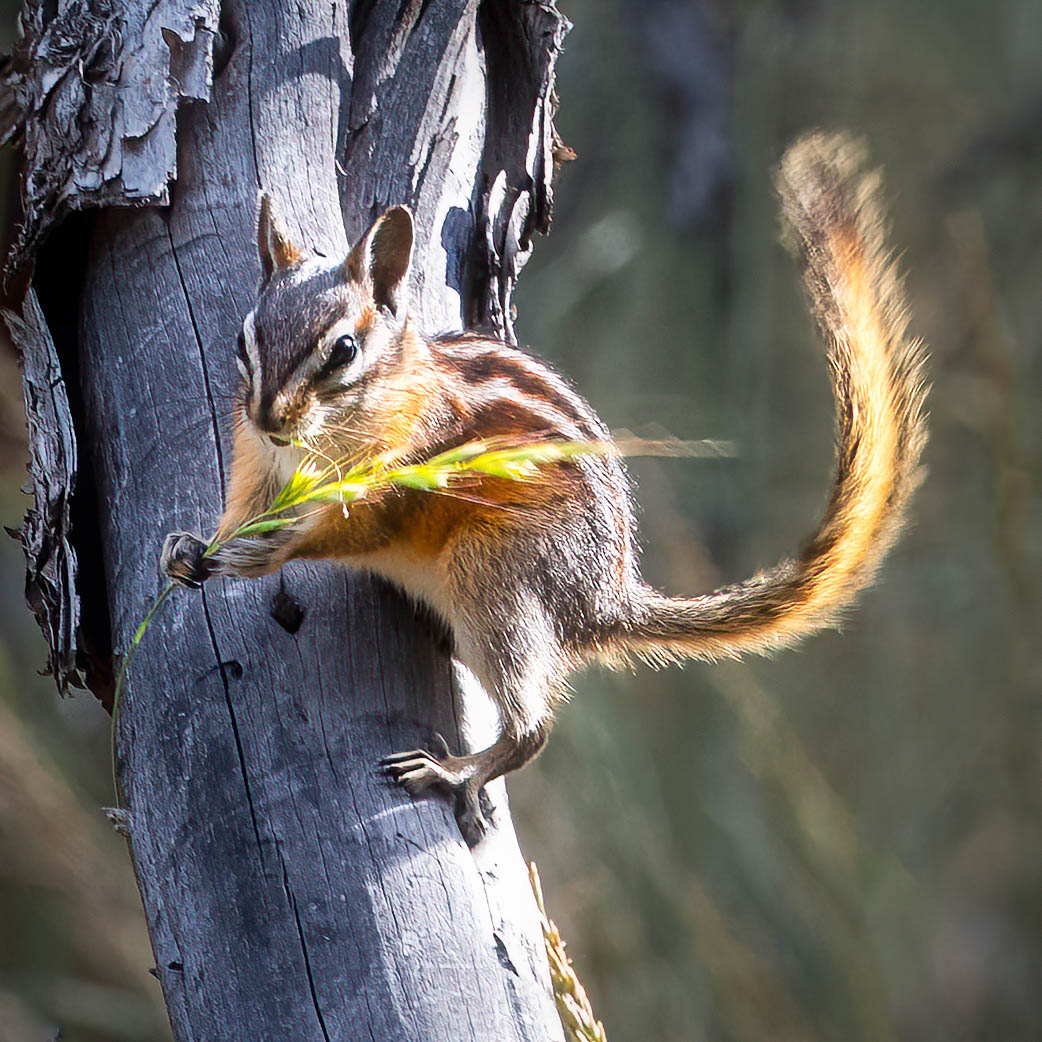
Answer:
[
  {"xmin": 511, "ymin": 1, "xmax": 1042, "ymax": 1041},
  {"xmin": 1, "ymin": 1, "xmax": 1040, "ymax": 1040}
]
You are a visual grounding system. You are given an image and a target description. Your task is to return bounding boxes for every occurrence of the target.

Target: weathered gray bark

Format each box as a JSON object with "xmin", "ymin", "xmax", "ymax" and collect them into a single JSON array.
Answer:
[{"xmin": 5, "ymin": 0, "xmax": 570, "ymax": 1038}]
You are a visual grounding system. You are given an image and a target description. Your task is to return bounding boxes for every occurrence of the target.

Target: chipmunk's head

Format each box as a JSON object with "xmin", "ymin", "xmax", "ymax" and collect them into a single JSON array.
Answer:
[{"xmin": 236, "ymin": 194, "xmax": 417, "ymax": 452}]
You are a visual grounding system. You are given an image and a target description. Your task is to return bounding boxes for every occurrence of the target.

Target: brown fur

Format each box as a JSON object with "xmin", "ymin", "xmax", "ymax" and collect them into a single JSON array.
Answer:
[
  {"xmin": 163, "ymin": 136, "xmax": 928, "ymax": 843},
  {"xmin": 611, "ymin": 132, "xmax": 928, "ymax": 665}
]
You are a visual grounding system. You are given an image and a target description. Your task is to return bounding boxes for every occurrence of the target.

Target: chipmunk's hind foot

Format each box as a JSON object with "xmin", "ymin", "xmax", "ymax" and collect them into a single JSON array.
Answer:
[
  {"xmin": 381, "ymin": 737, "xmax": 490, "ymax": 844},
  {"xmin": 381, "ymin": 724, "xmax": 548, "ymax": 845}
]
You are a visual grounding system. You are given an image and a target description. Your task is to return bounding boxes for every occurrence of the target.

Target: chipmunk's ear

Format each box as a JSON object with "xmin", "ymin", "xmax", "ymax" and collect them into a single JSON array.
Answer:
[
  {"xmin": 344, "ymin": 205, "xmax": 414, "ymax": 314},
  {"xmin": 257, "ymin": 192, "xmax": 303, "ymax": 282}
]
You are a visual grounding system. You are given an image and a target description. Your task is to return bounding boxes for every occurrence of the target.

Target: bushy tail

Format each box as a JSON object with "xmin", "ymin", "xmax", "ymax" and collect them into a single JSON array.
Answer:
[{"xmin": 617, "ymin": 131, "xmax": 929, "ymax": 665}]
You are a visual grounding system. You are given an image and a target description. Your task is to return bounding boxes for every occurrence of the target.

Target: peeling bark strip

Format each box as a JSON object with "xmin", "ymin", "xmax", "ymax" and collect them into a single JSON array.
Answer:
[
  {"xmin": 3, "ymin": 0, "xmax": 220, "ymax": 270},
  {"xmin": 2, "ymin": 291, "xmax": 80, "ymax": 690},
  {"xmin": 8, "ymin": 0, "xmax": 571, "ymax": 1038},
  {"xmin": 474, "ymin": 0, "xmax": 572, "ymax": 338},
  {"xmin": 2, "ymin": 0, "xmax": 220, "ymax": 694}
]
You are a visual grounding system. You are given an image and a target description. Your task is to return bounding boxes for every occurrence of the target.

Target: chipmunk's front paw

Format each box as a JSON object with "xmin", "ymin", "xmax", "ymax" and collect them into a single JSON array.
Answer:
[{"xmin": 161, "ymin": 532, "xmax": 213, "ymax": 588}]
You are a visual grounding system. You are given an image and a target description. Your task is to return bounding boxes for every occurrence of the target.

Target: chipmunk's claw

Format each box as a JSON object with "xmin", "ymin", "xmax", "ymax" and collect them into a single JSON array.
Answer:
[
  {"xmin": 453, "ymin": 783, "xmax": 490, "ymax": 846},
  {"xmin": 380, "ymin": 742, "xmax": 490, "ymax": 845},
  {"xmin": 161, "ymin": 532, "xmax": 212, "ymax": 588},
  {"xmin": 380, "ymin": 747, "xmax": 463, "ymax": 792}
]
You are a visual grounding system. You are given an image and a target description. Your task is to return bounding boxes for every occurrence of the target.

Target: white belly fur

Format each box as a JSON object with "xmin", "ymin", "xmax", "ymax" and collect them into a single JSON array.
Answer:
[{"xmin": 350, "ymin": 545, "xmax": 454, "ymax": 626}]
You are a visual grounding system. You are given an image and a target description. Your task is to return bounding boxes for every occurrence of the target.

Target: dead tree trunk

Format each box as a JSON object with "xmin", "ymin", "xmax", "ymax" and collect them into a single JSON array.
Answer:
[{"xmin": 4, "ymin": 1, "xmax": 569, "ymax": 1038}]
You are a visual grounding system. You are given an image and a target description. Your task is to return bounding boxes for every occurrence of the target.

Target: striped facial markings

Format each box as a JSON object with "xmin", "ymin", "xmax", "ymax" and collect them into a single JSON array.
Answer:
[
  {"xmin": 256, "ymin": 313, "xmax": 378, "ymax": 440},
  {"xmin": 239, "ymin": 310, "xmax": 263, "ymax": 419}
]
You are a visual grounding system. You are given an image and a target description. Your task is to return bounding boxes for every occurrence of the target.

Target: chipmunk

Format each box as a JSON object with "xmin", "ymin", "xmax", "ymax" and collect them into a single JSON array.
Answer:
[{"xmin": 162, "ymin": 132, "xmax": 927, "ymax": 843}]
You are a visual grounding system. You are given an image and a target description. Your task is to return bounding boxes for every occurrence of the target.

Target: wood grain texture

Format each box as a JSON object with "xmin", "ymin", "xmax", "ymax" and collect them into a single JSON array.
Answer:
[{"xmin": 12, "ymin": 0, "xmax": 572, "ymax": 1038}]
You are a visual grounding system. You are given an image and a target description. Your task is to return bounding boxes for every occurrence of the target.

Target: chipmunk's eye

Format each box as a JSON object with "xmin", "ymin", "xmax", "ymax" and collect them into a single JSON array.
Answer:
[{"xmin": 326, "ymin": 333, "xmax": 358, "ymax": 371}]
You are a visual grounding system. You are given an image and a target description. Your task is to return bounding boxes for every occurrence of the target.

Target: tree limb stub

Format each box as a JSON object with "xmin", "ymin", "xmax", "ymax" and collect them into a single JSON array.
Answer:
[{"xmin": 9, "ymin": 0, "xmax": 571, "ymax": 1037}]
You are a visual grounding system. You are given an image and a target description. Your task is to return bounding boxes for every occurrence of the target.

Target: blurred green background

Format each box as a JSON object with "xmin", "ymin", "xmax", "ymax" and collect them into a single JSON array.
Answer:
[{"xmin": 2, "ymin": 1, "xmax": 1040, "ymax": 1040}]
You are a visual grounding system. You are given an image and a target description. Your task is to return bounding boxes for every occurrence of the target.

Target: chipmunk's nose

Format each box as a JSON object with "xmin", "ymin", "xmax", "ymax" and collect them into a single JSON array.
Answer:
[{"xmin": 255, "ymin": 395, "xmax": 291, "ymax": 446}]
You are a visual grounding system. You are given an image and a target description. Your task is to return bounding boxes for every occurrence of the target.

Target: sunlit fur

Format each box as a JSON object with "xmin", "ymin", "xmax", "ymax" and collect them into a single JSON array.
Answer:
[
  {"xmin": 615, "ymin": 132, "xmax": 929, "ymax": 666},
  {"xmin": 191, "ymin": 134, "xmax": 928, "ymax": 839}
]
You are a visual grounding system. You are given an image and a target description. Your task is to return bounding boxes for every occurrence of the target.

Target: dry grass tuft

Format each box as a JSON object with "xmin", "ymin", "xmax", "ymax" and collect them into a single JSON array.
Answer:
[{"xmin": 530, "ymin": 861, "xmax": 609, "ymax": 1042}]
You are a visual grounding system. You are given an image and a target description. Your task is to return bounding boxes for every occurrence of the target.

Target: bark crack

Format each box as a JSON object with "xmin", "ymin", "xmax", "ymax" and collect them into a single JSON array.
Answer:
[
  {"xmin": 276, "ymin": 838, "xmax": 334, "ymax": 1042},
  {"xmin": 199, "ymin": 587, "xmax": 266, "ymax": 862},
  {"xmin": 164, "ymin": 220, "xmax": 228, "ymax": 498},
  {"xmin": 243, "ymin": 3, "xmax": 262, "ymax": 187},
  {"xmin": 341, "ymin": 725, "xmax": 420, "ymax": 1025}
]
